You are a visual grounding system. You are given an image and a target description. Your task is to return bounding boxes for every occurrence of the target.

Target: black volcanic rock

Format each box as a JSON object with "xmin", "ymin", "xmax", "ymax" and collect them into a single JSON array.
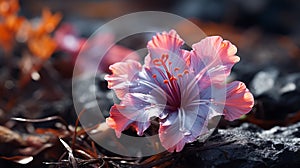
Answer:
[{"xmin": 181, "ymin": 122, "xmax": 300, "ymax": 167}]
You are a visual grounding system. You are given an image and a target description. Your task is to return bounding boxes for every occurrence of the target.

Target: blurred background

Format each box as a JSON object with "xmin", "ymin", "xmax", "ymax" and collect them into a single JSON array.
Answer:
[
  {"xmin": 18, "ymin": 0, "xmax": 300, "ymax": 126},
  {"xmin": 21, "ymin": 0, "xmax": 300, "ymax": 68}
]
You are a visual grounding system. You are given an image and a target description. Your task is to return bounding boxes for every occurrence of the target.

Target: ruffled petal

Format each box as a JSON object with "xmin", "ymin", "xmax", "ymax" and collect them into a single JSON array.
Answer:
[
  {"xmin": 159, "ymin": 105, "xmax": 208, "ymax": 152},
  {"xmin": 106, "ymin": 104, "xmax": 151, "ymax": 138},
  {"xmin": 224, "ymin": 81, "xmax": 254, "ymax": 121},
  {"xmin": 106, "ymin": 105, "xmax": 133, "ymax": 138},
  {"xmin": 147, "ymin": 29, "xmax": 184, "ymax": 61},
  {"xmin": 104, "ymin": 60, "xmax": 142, "ymax": 99},
  {"xmin": 145, "ymin": 30, "xmax": 188, "ymax": 74},
  {"xmin": 190, "ymin": 36, "xmax": 240, "ymax": 89},
  {"xmin": 106, "ymin": 91, "xmax": 165, "ymax": 137}
]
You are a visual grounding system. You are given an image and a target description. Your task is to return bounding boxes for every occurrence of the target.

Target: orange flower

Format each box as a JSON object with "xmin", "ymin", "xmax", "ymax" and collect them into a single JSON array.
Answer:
[
  {"xmin": 25, "ymin": 8, "xmax": 62, "ymax": 58},
  {"xmin": 0, "ymin": 0, "xmax": 19, "ymax": 17},
  {"xmin": 28, "ymin": 35, "xmax": 57, "ymax": 59},
  {"xmin": 5, "ymin": 14, "xmax": 24, "ymax": 32},
  {"xmin": 0, "ymin": 15, "xmax": 24, "ymax": 51},
  {"xmin": 0, "ymin": 23, "xmax": 13, "ymax": 51},
  {"xmin": 0, "ymin": 0, "xmax": 61, "ymax": 58},
  {"xmin": 34, "ymin": 8, "xmax": 62, "ymax": 37}
]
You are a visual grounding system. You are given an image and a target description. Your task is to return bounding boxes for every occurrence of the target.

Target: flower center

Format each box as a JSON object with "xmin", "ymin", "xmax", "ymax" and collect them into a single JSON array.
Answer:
[{"xmin": 152, "ymin": 54, "xmax": 191, "ymax": 109}]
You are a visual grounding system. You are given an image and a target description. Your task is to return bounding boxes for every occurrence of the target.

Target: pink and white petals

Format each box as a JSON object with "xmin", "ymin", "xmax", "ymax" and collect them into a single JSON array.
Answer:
[
  {"xmin": 159, "ymin": 107, "xmax": 207, "ymax": 152},
  {"xmin": 106, "ymin": 102, "xmax": 151, "ymax": 138},
  {"xmin": 104, "ymin": 60, "xmax": 142, "ymax": 99},
  {"xmin": 106, "ymin": 105, "xmax": 133, "ymax": 138},
  {"xmin": 105, "ymin": 30, "xmax": 254, "ymax": 153},
  {"xmin": 145, "ymin": 30, "xmax": 186, "ymax": 69},
  {"xmin": 191, "ymin": 36, "xmax": 239, "ymax": 71},
  {"xmin": 223, "ymin": 81, "xmax": 254, "ymax": 121},
  {"xmin": 106, "ymin": 91, "xmax": 165, "ymax": 138},
  {"xmin": 190, "ymin": 36, "xmax": 240, "ymax": 88},
  {"xmin": 147, "ymin": 30, "xmax": 184, "ymax": 56}
]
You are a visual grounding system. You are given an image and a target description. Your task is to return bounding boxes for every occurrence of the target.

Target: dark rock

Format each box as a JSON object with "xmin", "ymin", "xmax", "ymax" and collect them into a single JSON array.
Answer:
[
  {"xmin": 250, "ymin": 67, "xmax": 279, "ymax": 97},
  {"xmin": 183, "ymin": 123, "xmax": 300, "ymax": 167},
  {"xmin": 249, "ymin": 68, "xmax": 300, "ymax": 120}
]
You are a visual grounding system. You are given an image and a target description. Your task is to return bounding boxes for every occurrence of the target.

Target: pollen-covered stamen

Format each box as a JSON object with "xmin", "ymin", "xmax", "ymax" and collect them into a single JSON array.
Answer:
[
  {"xmin": 170, "ymin": 76, "xmax": 177, "ymax": 81},
  {"xmin": 152, "ymin": 54, "xmax": 182, "ymax": 107},
  {"xmin": 153, "ymin": 59, "xmax": 162, "ymax": 66},
  {"xmin": 176, "ymin": 69, "xmax": 191, "ymax": 89},
  {"xmin": 152, "ymin": 54, "xmax": 172, "ymax": 78},
  {"xmin": 161, "ymin": 54, "xmax": 169, "ymax": 62}
]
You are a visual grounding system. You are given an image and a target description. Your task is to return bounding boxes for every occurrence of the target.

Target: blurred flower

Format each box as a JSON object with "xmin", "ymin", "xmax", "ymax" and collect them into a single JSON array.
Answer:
[
  {"xmin": 0, "ymin": 15, "xmax": 24, "ymax": 51},
  {"xmin": 28, "ymin": 35, "xmax": 57, "ymax": 60},
  {"xmin": 105, "ymin": 30, "xmax": 254, "ymax": 152},
  {"xmin": 0, "ymin": 0, "xmax": 61, "ymax": 59},
  {"xmin": 0, "ymin": 0, "xmax": 24, "ymax": 52},
  {"xmin": 34, "ymin": 8, "xmax": 62, "ymax": 36},
  {"xmin": 25, "ymin": 8, "xmax": 61, "ymax": 59},
  {"xmin": 55, "ymin": 24, "xmax": 139, "ymax": 73},
  {"xmin": 54, "ymin": 23, "xmax": 85, "ymax": 55},
  {"xmin": 0, "ymin": 0, "xmax": 19, "ymax": 17}
]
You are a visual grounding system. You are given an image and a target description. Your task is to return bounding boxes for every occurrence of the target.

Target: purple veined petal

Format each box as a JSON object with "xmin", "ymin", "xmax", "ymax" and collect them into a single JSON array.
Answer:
[
  {"xmin": 197, "ymin": 84, "xmax": 227, "ymax": 119},
  {"xmin": 106, "ymin": 92, "xmax": 165, "ymax": 137},
  {"xmin": 198, "ymin": 81, "xmax": 254, "ymax": 121},
  {"xmin": 159, "ymin": 105, "xmax": 208, "ymax": 152},
  {"xmin": 189, "ymin": 36, "xmax": 240, "ymax": 90},
  {"xmin": 123, "ymin": 93, "xmax": 166, "ymax": 117},
  {"xmin": 138, "ymin": 67, "xmax": 182, "ymax": 108},
  {"xmin": 128, "ymin": 67, "xmax": 172, "ymax": 108},
  {"xmin": 120, "ymin": 93, "xmax": 165, "ymax": 122},
  {"xmin": 159, "ymin": 112, "xmax": 184, "ymax": 152},
  {"xmin": 107, "ymin": 104, "xmax": 150, "ymax": 137},
  {"xmin": 106, "ymin": 66, "xmax": 172, "ymax": 137},
  {"xmin": 105, "ymin": 60, "xmax": 142, "ymax": 99}
]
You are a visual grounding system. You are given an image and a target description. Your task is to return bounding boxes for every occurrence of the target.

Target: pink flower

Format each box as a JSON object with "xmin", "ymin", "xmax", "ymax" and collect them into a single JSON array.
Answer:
[
  {"xmin": 54, "ymin": 24, "xmax": 140, "ymax": 73},
  {"xmin": 105, "ymin": 30, "xmax": 254, "ymax": 152}
]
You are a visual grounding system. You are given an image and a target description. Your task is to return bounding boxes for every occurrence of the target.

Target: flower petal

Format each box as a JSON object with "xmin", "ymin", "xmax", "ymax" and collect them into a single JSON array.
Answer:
[
  {"xmin": 223, "ymin": 81, "xmax": 254, "ymax": 121},
  {"xmin": 106, "ymin": 91, "xmax": 165, "ymax": 137},
  {"xmin": 145, "ymin": 30, "xmax": 188, "ymax": 73},
  {"xmin": 146, "ymin": 30, "xmax": 184, "ymax": 62},
  {"xmin": 104, "ymin": 60, "xmax": 142, "ymax": 99},
  {"xmin": 106, "ymin": 105, "xmax": 133, "ymax": 138},
  {"xmin": 199, "ymin": 84, "xmax": 227, "ymax": 119},
  {"xmin": 190, "ymin": 36, "xmax": 240, "ymax": 89},
  {"xmin": 159, "ymin": 106, "xmax": 208, "ymax": 152},
  {"xmin": 106, "ymin": 104, "xmax": 150, "ymax": 138}
]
